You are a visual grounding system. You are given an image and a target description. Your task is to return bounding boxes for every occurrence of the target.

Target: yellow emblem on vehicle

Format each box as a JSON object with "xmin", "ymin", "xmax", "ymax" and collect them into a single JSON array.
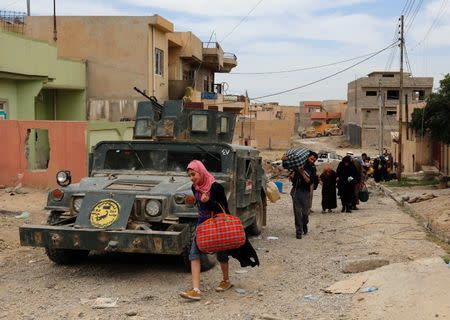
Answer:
[{"xmin": 90, "ymin": 199, "xmax": 120, "ymax": 228}]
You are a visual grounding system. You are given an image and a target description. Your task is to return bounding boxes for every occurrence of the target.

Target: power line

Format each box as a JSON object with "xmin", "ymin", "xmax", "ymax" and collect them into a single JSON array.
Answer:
[
  {"xmin": 226, "ymin": 50, "xmax": 393, "ymax": 75},
  {"xmin": 411, "ymin": 0, "xmax": 448, "ymax": 50},
  {"xmin": 192, "ymin": 30, "xmax": 215, "ymax": 89},
  {"xmin": 220, "ymin": 0, "xmax": 264, "ymax": 42},
  {"xmin": 250, "ymin": 41, "xmax": 399, "ymax": 100},
  {"xmin": 405, "ymin": 0, "xmax": 423, "ymax": 33}
]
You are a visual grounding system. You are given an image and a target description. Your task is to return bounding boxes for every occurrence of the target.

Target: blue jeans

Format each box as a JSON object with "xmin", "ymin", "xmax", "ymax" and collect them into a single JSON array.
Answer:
[{"xmin": 189, "ymin": 235, "xmax": 229, "ymax": 263}]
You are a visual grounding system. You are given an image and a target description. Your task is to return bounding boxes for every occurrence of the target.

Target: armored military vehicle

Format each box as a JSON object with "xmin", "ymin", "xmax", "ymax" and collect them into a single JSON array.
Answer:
[{"xmin": 19, "ymin": 90, "xmax": 267, "ymax": 270}]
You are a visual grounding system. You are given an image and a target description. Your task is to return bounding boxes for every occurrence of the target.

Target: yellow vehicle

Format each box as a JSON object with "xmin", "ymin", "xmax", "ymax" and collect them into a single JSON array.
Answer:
[{"xmin": 299, "ymin": 127, "xmax": 322, "ymax": 139}]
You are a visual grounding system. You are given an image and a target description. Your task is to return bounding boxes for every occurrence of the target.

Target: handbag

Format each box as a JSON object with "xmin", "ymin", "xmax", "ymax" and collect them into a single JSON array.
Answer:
[
  {"xmin": 358, "ymin": 183, "xmax": 369, "ymax": 202},
  {"xmin": 196, "ymin": 204, "xmax": 245, "ymax": 254}
]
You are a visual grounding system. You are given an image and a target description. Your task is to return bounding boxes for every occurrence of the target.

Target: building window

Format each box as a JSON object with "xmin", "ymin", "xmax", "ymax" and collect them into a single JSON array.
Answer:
[
  {"xmin": 0, "ymin": 101, "xmax": 7, "ymax": 119},
  {"xmin": 203, "ymin": 75, "xmax": 209, "ymax": 91},
  {"xmin": 387, "ymin": 111, "xmax": 397, "ymax": 116},
  {"xmin": 183, "ymin": 69, "xmax": 195, "ymax": 80},
  {"xmin": 413, "ymin": 90, "xmax": 425, "ymax": 101},
  {"xmin": 366, "ymin": 91, "xmax": 377, "ymax": 96},
  {"xmin": 387, "ymin": 90, "xmax": 399, "ymax": 100},
  {"xmin": 382, "ymin": 74, "xmax": 394, "ymax": 78},
  {"xmin": 155, "ymin": 48, "xmax": 164, "ymax": 76}
]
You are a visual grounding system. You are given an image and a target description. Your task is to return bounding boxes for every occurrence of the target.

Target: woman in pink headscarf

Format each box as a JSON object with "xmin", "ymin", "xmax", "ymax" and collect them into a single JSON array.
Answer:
[{"xmin": 180, "ymin": 160, "xmax": 233, "ymax": 301}]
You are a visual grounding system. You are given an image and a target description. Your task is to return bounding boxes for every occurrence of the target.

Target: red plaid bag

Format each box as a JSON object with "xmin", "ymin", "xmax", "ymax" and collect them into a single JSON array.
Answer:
[{"xmin": 196, "ymin": 207, "xmax": 245, "ymax": 254}]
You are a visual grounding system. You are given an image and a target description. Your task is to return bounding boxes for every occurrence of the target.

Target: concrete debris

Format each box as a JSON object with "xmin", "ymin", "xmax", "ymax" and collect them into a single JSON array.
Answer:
[
  {"xmin": 125, "ymin": 310, "xmax": 138, "ymax": 317},
  {"xmin": 407, "ymin": 193, "xmax": 437, "ymax": 204},
  {"xmin": 342, "ymin": 259, "xmax": 390, "ymax": 273},
  {"xmin": 324, "ymin": 275, "xmax": 368, "ymax": 294},
  {"xmin": 91, "ymin": 297, "xmax": 118, "ymax": 309}
]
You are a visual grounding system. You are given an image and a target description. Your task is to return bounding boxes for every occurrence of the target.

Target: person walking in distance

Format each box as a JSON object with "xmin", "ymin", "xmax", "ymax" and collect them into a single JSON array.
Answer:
[
  {"xmin": 336, "ymin": 156, "xmax": 359, "ymax": 213},
  {"xmin": 289, "ymin": 151, "xmax": 318, "ymax": 239},
  {"xmin": 319, "ymin": 164, "xmax": 337, "ymax": 213}
]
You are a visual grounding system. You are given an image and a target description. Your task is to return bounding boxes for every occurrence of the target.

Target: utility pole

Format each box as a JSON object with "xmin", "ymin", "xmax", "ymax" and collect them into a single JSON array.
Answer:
[
  {"xmin": 26, "ymin": 0, "xmax": 30, "ymax": 16},
  {"xmin": 53, "ymin": 0, "xmax": 57, "ymax": 42},
  {"xmin": 378, "ymin": 79, "xmax": 383, "ymax": 155},
  {"xmin": 397, "ymin": 15, "xmax": 404, "ymax": 181}
]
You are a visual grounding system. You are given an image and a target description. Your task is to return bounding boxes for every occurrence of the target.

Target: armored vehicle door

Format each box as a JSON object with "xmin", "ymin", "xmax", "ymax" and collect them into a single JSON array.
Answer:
[{"xmin": 236, "ymin": 156, "xmax": 258, "ymax": 208}]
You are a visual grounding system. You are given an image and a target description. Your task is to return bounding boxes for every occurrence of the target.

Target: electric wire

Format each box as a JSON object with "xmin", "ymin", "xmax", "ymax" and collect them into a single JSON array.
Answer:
[
  {"xmin": 220, "ymin": 0, "xmax": 264, "ymax": 42},
  {"xmin": 227, "ymin": 50, "xmax": 396, "ymax": 75},
  {"xmin": 0, "ymin": 0, "xmax": 22, "ymax": 11},
  {"xmin": 192, "ymin": 30, "xmax": 215, "ymax": 89},
  {"xmin": 405, "ymin": 0, "xmax": 423, "ymax": 33},
  {"xmin": 250, "ymin": 41, "xmax": 399, "ymax": 101},
  {"xmin": 411, "ymin": 0, "xmax": 448, "ymax": 50}
]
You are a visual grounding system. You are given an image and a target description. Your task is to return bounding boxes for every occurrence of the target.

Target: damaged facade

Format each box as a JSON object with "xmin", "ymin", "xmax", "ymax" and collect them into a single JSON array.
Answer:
[{"xmin": 345, "ymin": 71, "xmax": 433, "ymax": 149}]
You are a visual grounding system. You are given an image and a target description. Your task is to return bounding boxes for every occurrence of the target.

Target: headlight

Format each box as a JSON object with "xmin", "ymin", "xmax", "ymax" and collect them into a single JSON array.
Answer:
[
  {"xmin": 73, "ymin": 197, "xmax": 83, "ymax": 212},
  {"xmin": 174, "ymin": 194, "xmax": 185, "ymax": 204},
  {"xmin": 56, "ymin": 170, "xmax": 71, "ymax": 187},
  {"xmin": 145, "ymin": 200, "xmax": 161, "ymax": 217}
]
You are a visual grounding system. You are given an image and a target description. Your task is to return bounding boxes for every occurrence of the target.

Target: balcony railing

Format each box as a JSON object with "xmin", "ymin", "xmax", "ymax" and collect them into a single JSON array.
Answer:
[
  {"xmin": 202, "ymin": 41, "xmax": 220, "ymax": 49},
  {"xmin": 224, "ymin": 52, "xmax": 237, "ymax": 60},
  {"xmin": 0, "ymin": 11, "xmax": 25, "ymax": 34}
]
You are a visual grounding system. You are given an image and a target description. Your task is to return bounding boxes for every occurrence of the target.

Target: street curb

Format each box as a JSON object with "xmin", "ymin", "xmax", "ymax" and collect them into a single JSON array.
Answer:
[{"xmin": 373, "ymin": 182, "xmax": 450, "ymax": 245}]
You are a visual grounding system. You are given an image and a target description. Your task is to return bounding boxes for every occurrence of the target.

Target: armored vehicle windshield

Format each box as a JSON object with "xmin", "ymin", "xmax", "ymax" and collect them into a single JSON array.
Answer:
[{"xmin": 91, "ymin": 141, "xmax": 233, "ymax": 175}]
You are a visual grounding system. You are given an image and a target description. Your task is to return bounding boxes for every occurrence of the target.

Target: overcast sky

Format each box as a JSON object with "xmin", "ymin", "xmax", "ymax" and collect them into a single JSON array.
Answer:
[{"xmin": 3, "ymin": 0, "xmax": 449, "ymax": 105}]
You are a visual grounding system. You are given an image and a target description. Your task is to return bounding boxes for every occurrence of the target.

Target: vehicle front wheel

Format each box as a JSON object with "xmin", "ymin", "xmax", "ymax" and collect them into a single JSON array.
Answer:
[
  {"xmin": 45, "ymin": 247, "xmax": 89, "ymax": 265},
  {"xmin": 301, "ymin": 134, "xmax": 306, "ymax": 139}
]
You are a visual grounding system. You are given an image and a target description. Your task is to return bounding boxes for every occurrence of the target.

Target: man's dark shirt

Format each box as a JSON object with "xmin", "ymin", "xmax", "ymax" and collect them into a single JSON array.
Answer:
[{"xmin": 292, "ymin": 162, "xmax": 316, "ymax": 191}]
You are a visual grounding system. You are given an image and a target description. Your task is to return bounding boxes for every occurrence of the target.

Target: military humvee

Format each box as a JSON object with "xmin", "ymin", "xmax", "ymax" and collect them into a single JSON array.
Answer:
[{"xmin": 19, "ymin": 93, "xmax": 267, "ymax": 270}]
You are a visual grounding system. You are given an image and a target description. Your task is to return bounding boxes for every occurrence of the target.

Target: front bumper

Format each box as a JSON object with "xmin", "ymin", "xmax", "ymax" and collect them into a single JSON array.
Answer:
[{"xmin": 19, "ymin": 224, "xmax": 190, "ymax": 255}]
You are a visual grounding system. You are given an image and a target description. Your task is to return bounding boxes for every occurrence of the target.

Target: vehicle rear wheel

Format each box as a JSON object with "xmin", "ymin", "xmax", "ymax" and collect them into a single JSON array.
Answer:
[
  {"xmin": 45, "ymin": 211, "xmax": 89, "ymax": 265},
  {"xmin": 301, "ymin": 134, "xmax": 306, "ymax": 139},
  {"xmin": 246, "ymin": 197, "xmax": 265, "ymax": 236}
]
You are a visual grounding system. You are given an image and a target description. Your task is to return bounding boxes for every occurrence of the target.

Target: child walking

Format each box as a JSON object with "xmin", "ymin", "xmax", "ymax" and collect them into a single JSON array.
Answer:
[{"xmin": 180, "ymin": 160, "xmax": 233, "ymax": 301}]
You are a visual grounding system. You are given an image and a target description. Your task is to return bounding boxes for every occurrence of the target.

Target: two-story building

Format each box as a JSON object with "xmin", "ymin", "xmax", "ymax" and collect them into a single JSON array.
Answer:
[{"xmin": 345, "ymin": 71, "xmax": 433, "ymax": 149}]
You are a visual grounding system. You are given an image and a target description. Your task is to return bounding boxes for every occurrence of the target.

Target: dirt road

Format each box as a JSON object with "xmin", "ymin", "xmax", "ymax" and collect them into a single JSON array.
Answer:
[{"xmin": 0, "ymin": 184, "xmax": 448, "ymax": 320}]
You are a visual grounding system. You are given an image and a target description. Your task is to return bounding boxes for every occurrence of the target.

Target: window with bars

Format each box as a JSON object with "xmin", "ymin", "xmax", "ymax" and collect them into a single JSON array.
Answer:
[{"xmin": 155, "ymin": 48, "xmax": 164, "ymax": 76}]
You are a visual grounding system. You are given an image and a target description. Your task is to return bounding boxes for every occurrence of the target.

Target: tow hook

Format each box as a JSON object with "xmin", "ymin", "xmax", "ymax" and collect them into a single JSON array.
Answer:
[{"xmin": 105, "ymin": 240, "xmax": 118, "ymax": 252}]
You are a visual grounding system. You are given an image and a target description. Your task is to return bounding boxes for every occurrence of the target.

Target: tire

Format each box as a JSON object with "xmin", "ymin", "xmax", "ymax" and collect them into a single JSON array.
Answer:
[
  {"xmin": 181, "ymin": 243, "xmax": 217, "ymax": 272},
  {"xmin": 45, "ymin": 211, "xmax": 89, "ymax": 265},
  {"xmin": 246, "ymin": 197, "xmax": 265, "ymax": 236},
  {"xmin": 301, "ymin": 134, "xmax": 306, "ymax": 139},
  {"xmin": 181, "ymin": 224, "xmax": 217, "ymax": 273},
  {"xmin": 326, "ymin": 133, "xmax": 331, "ymax": 137},
  {"xmin": 45, "ymin": 247, "xmax": 89, "ymax": 265}
]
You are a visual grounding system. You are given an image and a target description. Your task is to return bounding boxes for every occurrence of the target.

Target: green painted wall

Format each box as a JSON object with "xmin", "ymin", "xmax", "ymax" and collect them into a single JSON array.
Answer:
[
  {"xmin": 57, "ymin": 90, "xmax": 86, "ymax": 120},
  {"xmin": 16, "ymin": 80, "xmax": 43, "ymax": 120},
  {"xmin": 0, "ymin": 79, "xmax": 17, "ymax": 119},
  {"xmin": 0, "ymin": 30, "xmax": 86, "ymax": 120}
]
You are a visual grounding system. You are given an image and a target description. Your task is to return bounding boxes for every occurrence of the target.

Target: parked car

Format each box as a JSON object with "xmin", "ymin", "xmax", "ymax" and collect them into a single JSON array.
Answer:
[
  {"xmin": 316, "ymin": 152, "xmax": 342, "ymax": 164},
  {"xmin": 299, "ymin": 127, "xmax": 322, "ymax": 139},
  {"xmin": 324, "ymin": 126, "xmax": 343, "ymax": 136},
  {"xmin": 19, "ymin": 97, "xmax": 267, "ymax": 271}
]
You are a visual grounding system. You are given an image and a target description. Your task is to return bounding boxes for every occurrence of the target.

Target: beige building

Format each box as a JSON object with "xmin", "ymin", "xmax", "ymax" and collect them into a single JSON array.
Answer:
[
  {"xmin": 397, "ymin": 102, "xmax": 450, "ymax": 176},
  {"xmin": 24, "ymin": 15, "xmax": 239, "ymax": 121},
  {"xmin": 233, "ymin": 103, "xmax": 298, "ymax": 149},
  {"xmin": 345, "ymin": 71, "xmax": 433, "ymax": 149}
]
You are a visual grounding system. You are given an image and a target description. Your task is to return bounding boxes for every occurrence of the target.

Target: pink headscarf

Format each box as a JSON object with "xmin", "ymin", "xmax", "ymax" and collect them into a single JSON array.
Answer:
[{"xmin": 187, "ymin": 160, "xmax": 215, "ymax": 194}]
